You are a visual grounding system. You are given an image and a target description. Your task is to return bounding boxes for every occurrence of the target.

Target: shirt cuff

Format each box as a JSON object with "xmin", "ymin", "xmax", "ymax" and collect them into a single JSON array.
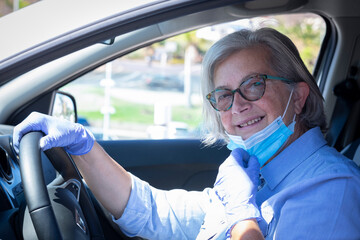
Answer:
[
  {"xmin": 225, "ymin": 204, "xmax": 261, "ymax": 239},
  {"xmin": 112, "ymin": 173, "xmax": 151, "ymax": 237}
]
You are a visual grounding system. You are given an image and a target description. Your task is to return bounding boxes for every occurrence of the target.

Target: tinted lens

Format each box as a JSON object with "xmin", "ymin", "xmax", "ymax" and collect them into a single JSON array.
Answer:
[
  {"xmin": 207, "ymin": 75, "xmax": 266, "ymax": 111},
  {"xmin": 209, "ymin": 89, "xmax": 233, "ymax": 111},
  {"xmin": 240, "ymin": 76, "xmax": 265, "ymax": 101}
]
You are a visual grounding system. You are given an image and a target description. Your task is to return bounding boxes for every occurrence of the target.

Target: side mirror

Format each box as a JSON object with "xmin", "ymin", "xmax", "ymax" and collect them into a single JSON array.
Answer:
[{"xmin": 51, "ymin": 91, "xmax": 77, "ymax": 123}]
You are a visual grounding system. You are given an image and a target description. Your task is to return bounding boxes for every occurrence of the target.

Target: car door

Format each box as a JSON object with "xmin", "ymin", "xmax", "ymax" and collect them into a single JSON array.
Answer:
[{"xmin": 99, "ymin": 139, "xmax": 229, "ymax": 190}]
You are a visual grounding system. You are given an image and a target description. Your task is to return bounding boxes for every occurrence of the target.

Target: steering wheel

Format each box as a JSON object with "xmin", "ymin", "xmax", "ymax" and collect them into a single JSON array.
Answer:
[{"xmin": 19, "ymin": 132, "xmax": 104, "ymax": 240}]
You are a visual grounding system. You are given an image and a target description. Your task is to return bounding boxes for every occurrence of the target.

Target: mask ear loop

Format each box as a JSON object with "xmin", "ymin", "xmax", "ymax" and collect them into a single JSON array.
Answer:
[
  {"xmin": 282, "ymin": 88, "xmax": 297, "ymax": 132},
  {"xmin": 281, "ymin": 88, "xmax": 294, "ymax": 119}
]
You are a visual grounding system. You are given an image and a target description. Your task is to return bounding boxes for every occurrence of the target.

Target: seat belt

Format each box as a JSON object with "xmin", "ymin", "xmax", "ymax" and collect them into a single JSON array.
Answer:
[{"xmin": 326, "ymin": 77, "xmax": 360, "ymax": 149}]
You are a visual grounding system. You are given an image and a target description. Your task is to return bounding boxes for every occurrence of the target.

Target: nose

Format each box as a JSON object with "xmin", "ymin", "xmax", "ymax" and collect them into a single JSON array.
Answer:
[{"xmin": 231, "ymin": 90, "xmax": 249, "ymax": 114}]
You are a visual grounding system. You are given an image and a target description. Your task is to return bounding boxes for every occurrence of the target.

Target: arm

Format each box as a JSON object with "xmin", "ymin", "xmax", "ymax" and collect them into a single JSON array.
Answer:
[
  {"xmin": 13, "ymin": 112, "xmax": 131, "ymax": 218},
  {"xmin": 13, "ymin": 112, "xmax": 207, "ymax": 239},
  {"xmin": 230, "ymin": 219, "xmax": 264, "ymax": 240},
  {"xmin": 71, "ymin": 142, "xmax": 131, "ymax": 219},
  {"xmin": 214, "ymin": 148, "xmax": 264, "ymax": 240}
]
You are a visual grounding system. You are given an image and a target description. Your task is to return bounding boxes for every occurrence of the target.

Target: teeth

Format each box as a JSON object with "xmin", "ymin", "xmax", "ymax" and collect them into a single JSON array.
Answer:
[{"xmin": 240, "ymin": 117, "xmax": 262, "ymax": 127}]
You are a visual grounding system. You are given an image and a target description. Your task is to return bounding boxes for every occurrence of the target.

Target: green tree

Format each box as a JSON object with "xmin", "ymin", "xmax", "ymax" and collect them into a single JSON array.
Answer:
[{"xmin": 273, "ymin": 15, "xmax": 325, "ymax": 72}]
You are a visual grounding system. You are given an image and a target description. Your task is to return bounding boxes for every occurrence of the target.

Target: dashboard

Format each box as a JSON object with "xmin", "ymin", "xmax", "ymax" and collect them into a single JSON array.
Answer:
[
  {"xmin": 0, "ymin": 125, "xmax": 56, "ymax": 220},
  {"xmin": 0, "ymin": 134, "xmax": 23, "ymax": 211}
]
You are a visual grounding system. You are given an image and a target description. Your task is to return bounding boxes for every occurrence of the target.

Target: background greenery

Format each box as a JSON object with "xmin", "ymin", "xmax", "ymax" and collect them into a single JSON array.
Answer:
[{"xmin": 2, "ymin": 2, "xmax": 325, "ymax": 138}]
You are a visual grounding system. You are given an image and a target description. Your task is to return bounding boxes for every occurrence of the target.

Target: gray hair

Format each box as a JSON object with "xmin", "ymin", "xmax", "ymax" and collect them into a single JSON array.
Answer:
[{"xmin": 201, "ymin": 28, "xmax": 327, "ymax": 146}]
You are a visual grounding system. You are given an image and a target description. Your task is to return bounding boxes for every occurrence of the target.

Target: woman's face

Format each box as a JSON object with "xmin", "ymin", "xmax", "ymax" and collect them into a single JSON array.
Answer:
[{"xmin": 214, "ymin": 47, "xmax": 296, "ymax": 140}]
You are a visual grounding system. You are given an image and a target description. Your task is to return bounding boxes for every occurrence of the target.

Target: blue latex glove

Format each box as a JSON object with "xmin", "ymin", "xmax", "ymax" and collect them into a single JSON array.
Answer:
[
  {"xmin": 13, "ymin": 112, "xmax": 95, "ymax": 155},
  {"xmin": 214, "ymin": 148, "xmax": 261, "ymax": 237}
]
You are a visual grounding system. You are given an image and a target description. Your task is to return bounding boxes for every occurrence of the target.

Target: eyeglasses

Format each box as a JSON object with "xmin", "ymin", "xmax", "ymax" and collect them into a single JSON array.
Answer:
[{"xmin": 206, "ymin": 74, "xmax": 292, "ymax": 111}]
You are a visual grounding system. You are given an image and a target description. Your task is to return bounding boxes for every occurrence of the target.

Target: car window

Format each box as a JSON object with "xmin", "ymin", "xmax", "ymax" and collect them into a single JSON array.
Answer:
[{"xmin": 60, "ymin": 13, "xmax": 325, "ymax": 140}]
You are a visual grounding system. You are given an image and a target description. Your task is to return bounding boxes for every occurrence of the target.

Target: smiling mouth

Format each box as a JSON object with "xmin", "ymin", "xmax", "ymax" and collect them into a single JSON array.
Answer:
[{"xmin": 239, "ymin": 116, "xmax": 264, "ymax": 128}]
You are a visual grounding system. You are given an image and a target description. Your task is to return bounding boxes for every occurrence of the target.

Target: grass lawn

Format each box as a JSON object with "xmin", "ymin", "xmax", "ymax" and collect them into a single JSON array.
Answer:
[{"xmin": 78, "ymin": 98, "xmax": 203, "ymax": 128}]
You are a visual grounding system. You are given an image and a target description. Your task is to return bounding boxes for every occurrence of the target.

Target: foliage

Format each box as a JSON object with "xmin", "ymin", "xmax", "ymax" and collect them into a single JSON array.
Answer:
[
  {"xmin": 19, "ymin": 0, "xmax": 31, "ymax": 8},
  {"xmin": 272, "ymin": 15, "xmax": 325, "ymax": 72},
  {"xmin": 125, "ymin": 14, "xmax": 324, "ymax": 73},
  {"xmin": 166, "ymin": 31, "xmax": 213, "ymax": 59}
]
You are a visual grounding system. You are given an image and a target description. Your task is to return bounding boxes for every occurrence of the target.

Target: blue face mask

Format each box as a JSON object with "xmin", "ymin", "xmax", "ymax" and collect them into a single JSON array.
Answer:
[{"xmin": 226, "ymin": 89, "xmax": 295, "ymax": 167}]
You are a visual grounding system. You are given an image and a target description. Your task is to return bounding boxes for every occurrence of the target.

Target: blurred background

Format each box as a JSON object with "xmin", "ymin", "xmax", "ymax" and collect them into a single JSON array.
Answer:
[{"xmin": 1, "ymin": 0, "xmax": 326, "ymax": 140}]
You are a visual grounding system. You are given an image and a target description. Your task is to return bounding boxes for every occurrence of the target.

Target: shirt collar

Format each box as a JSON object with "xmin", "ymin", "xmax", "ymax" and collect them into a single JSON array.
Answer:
[{"xmin": 260, "ymin": 127, "xmax": 327, "ymax": 190}]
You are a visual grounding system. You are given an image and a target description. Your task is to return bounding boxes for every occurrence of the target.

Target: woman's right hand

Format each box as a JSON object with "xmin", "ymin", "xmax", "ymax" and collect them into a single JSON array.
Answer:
[{"xmin": 13, "ymin": 112, "xmax": 95, "ymax": 155}]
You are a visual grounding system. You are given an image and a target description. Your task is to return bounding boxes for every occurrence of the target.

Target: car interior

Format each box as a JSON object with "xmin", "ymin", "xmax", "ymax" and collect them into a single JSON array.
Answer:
[{"xmin": 0, "ymin": 0, "xmax": 360, "ymax": 239}]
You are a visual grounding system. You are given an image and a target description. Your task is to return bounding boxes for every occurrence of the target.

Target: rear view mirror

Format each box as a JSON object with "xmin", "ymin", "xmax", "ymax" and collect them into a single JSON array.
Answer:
[{"xmin": 51, "ymin": 91, "xmax": 77, "ymax": 123}]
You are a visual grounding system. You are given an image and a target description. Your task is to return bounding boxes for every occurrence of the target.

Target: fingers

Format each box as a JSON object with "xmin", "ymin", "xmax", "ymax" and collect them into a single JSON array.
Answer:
[
  {"xmin": 247, "ymin": 155, "xmax": 260, "ymax": 170},
  {"xmin": 13, "ymin": 122, "xmax": 38, "ymax": 153},
  {"xmin": 231, "ymin": 148, "xmax": 250, "ymax": 167},
  {"xmin": 12, "ymin": 125, "xmax": 23, "ymax": 153},
  {"xmin": 12, "ymin": 112, "xmax": 47, "ymax": 153},
  {"xmin": 39, "ymin": 135, "xmax": 54, "ymax": 151}
]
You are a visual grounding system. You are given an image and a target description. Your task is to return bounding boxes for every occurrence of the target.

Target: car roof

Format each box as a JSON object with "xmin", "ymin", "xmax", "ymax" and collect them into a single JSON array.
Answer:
[{"xmin": 0, "ymin": 0, "xmax": 157, "ymax": 59}]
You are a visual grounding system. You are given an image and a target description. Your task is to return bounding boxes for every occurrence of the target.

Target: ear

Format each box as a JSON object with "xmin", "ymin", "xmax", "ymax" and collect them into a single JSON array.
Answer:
[{"xmin": 293, "ymin": 82, "xmax": 309, "ymax": 114}]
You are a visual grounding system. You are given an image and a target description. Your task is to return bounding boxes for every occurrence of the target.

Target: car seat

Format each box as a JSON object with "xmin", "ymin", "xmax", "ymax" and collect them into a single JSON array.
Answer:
[{"xmin": 341, "ymin": 138, "xmax": 360, "ymax": 166}]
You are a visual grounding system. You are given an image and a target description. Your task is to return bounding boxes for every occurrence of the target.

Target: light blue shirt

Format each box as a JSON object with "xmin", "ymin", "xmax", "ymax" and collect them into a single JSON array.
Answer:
[
  {"xmin": 257, "ymin": 127, "xmax": 360, "ymax": 239},
  {"xmin": 113, "ymin": 127, "xmax": 360, "ymax": 239}
]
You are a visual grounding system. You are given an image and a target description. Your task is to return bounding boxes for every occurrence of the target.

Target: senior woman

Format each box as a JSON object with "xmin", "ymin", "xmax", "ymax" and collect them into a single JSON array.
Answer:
[
  {"xmin": 13, "ymin": 28, "xmax": 360, "ymax": 240},
  {"xmin": 201, "ymin": 27, "xmax": 360, "ymax": 239}
]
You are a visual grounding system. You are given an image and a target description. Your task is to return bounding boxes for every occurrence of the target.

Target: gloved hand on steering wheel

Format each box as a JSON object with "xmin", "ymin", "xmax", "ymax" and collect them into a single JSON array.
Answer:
[
  {"xmin": 13, "ymin": 112, "xmax": 95, "ymax": 155},
  {"xmin": 214, "ymin": 148, "xmax": 261, "ymax": 237}
]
